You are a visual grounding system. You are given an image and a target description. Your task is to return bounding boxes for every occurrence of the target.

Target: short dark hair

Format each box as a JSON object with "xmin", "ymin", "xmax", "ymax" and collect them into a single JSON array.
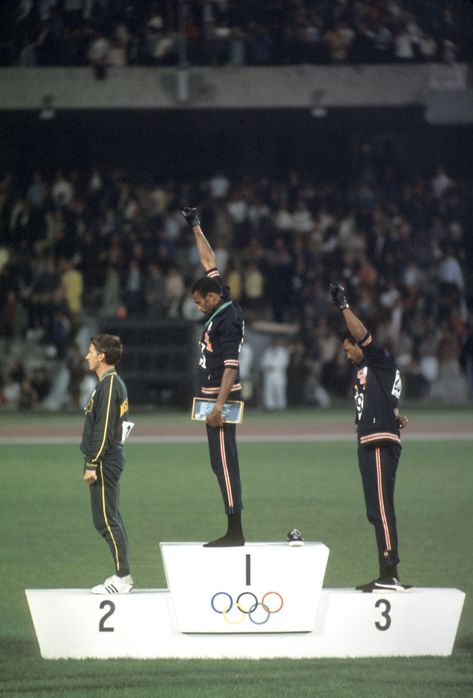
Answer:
[
  {"xmin": 192, "ymin": 276, "xmax": 222, "ymax": 297},
  {"xmin": 90, "ymin": 334, "xmax": 123, "ymax": 366},
  {"xmin": 341, "ymin": 331, "xmax": 356, "ymax": 345}
]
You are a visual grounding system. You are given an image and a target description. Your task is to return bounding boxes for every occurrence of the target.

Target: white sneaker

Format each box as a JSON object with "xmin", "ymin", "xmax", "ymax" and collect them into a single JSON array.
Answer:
[{"xmin": 91, "ymin": 574, "xmax": 134, "ymax": 594}]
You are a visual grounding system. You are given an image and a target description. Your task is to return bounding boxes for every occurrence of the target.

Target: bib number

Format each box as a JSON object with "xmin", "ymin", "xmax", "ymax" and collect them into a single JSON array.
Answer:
[
  {"xmin": 391, "ymin": 370, "xmax": 402, "ymax": 399},
  {"xmin": 355, "ymin": 393, "xmax": 364, "ymax": 421},
  {"xmin": 199, "ymin": 341, "xmax": 207, "ymax": 369}
]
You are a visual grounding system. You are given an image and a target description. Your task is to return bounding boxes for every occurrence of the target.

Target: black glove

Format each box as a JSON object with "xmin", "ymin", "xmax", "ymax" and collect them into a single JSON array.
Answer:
[
  {"xmin": 181, "ymin": 207, "xmax": 200, "ymax": 227},
  {"xmin": 330, "ymin": 283, "xmax": 349, "ymax": 309}
]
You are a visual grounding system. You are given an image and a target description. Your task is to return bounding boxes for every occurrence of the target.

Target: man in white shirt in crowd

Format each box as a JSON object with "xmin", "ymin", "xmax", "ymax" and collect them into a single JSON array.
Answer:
[{"xmin": 260, "ymin": 336, "xmax": 290, "ymax": 410}]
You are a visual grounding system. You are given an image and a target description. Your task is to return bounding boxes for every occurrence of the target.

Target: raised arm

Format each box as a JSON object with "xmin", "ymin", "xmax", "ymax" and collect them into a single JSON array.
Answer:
[
  {"xmin": 331, "ymin": 283, "xmax": 408, "ymax": 428},
  {"xmin": 182, "ymin": 207, "xmax": 216, "ymax": 272},
  {"xmin": 330, "ymin": 283, "xmax": 369, "ymax": 342}
]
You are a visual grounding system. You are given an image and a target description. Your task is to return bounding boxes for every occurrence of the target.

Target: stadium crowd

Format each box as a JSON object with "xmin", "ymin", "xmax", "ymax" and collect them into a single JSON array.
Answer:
[
  {"xmin": 1, "ymin": 0, "xmax": 471, "ymax": 69},
  {"xmin": 0, "ymin": 149, "xmax": 472, "ymax": 408}
]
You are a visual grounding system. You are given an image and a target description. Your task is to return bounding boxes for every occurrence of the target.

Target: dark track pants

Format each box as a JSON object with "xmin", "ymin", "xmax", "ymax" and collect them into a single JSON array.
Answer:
[
  {"xmin": 358, "ymin": 442, "xmax": 401, "ymax": 572},
  {"xmin": 89, "ymin": 459, "xmax": 130, "ymax": 577},
  {"xmin": 206, "ymin": 423, "xmax": 243, "ymax": 515}
]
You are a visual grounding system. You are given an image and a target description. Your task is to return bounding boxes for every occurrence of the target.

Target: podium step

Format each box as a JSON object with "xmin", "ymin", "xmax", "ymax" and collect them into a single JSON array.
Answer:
[
  {"xmin": 25, "ymin": 586, "xmax": 465, "ymax": 659},
  {"xmin": 25, "ymin": 541, "xmax": 465, "ymax": 659},
  {"xmin": 161, "ymin": 542, "xmax": 330, "ymax": 633}
]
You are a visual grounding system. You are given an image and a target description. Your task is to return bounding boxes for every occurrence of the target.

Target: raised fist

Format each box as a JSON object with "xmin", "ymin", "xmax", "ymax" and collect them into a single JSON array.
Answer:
[
  {"xmin": 181, "ymin": 207, "xmax": 200, "ymax": 227},
  {"xmin": 330, "ymin": 283, "xmax": 349, "ymax": 309}
]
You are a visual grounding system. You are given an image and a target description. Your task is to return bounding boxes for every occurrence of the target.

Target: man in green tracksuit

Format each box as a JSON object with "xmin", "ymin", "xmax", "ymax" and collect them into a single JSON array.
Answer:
[{"xmin": 81, "ymin": 334, "xmax": 134, "ymax": 594}]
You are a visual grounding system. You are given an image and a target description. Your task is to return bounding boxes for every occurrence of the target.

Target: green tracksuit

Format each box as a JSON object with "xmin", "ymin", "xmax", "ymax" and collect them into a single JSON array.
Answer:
[{"xmin": 80, "ymin": 369, "xmax": 131, "ymax": 577}]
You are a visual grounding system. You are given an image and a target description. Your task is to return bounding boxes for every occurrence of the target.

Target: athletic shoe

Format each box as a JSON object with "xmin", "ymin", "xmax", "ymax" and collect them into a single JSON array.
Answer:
[
  {"xmin": 374, "ymin": 577, "xmax": 414, "ymax": 592},
  {"xmin": 91, "ymin": 574, "xmax": 134, "ymax": 594},
  {"xmin": 356, "ymin": 576, "xmax": 414, "ymax": 593},
  {"xmin": 287, "ymin": 528, "xmax": 304, "ymax": 546}
]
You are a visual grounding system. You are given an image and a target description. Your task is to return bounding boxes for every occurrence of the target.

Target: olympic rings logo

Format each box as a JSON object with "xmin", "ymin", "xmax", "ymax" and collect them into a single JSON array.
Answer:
[{"xmin": 211, "ymin": 591, "xmax": 284, "ymax": 625}]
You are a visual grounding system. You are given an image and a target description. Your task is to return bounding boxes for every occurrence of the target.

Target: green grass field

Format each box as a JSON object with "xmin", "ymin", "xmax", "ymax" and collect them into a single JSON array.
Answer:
[{"xmin": 1, "ymin": 409, "xmax": 472, "ymax": 697}]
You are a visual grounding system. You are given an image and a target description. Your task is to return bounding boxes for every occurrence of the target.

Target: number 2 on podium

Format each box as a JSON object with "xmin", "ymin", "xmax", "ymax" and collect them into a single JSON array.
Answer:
[{"xmin": 99, "ymin": 600, "xmax": 115, "ymax": 632}]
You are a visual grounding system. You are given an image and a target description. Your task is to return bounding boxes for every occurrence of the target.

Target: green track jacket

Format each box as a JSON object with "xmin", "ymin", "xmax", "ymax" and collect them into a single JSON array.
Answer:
[{"xmin": 80, "ymin": 369, "xmax": 129, "ymax": 468}]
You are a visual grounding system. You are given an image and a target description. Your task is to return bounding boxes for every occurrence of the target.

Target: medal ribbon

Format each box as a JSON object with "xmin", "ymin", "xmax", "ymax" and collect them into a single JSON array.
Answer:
[{"xmin": 204, "ymin": 300, "xmax": 233, "ymax": 329}]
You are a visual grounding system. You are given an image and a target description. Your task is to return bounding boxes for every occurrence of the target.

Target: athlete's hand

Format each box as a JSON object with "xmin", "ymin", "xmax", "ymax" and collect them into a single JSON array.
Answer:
[
  {"xmin": 206, "ymin": 406, "xmax": 224, "ymax": 427},
  {"xmin": 393, "ymin": 407, "xmax": 408, "ymax": 429},
  {"xmin": 395, "ymin": 412, "xmax": 409, "ymax": 429},
  {"xmin": 181, "ymin": 207, "xmax": 201, "ymax": 227},
  {"xmin": 83, "ymin": 466, "xmax": 97, "ymax": 485},
  {"xmin": 330, "ymin": 283, "xmax": 349, "ymax": 310}
]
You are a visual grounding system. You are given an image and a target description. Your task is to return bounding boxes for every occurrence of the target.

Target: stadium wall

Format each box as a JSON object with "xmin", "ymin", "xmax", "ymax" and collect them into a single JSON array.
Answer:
[{"xmin": 0, "ymin": 64, "xmax": 470, "ymax": 113}]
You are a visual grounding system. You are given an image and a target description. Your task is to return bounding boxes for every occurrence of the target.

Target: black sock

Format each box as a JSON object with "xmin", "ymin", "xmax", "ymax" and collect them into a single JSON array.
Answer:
[
  {"xmin": 203, "ymin": 512, "xmax": 245, "ymax": 547},
  {"xmin": 227, "ymin": 511, "xmax": 243, "ymax": 538},
  {"xmin": 381, "ymin": 564, "xmax": 398, "ymax": 579}
]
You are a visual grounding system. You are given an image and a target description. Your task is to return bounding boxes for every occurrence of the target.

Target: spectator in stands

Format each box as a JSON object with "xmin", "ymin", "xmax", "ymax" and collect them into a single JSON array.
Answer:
[
  {"xmin": 5, "ymin": 0, "xmax": 472, "ymax": 67},
  {"xmin": 2, "ymin": 290, "xmax": 23, "ymax": 338},
  {"xmin": 145, "ymin": 262, "xmax": 165, "ymax": 316},
  {"xmin": 51, "ymin": 170, "xmax": 75, "ymax": 208},
  {"xmin": 417, "ymin": 329, "xmax": 440, "ymax": 387},
  {"xmin": 324, "ymin": 21, "xmax": 355, "ymax": 63},
  {"xmin": 101, "ymin": 264, "xmax": 122, "ymax": 318},
  {"xmin": 431, "ymin": 164, "xmax": 454, "ymax": 199},
  {"xmin": 393, "ymin": 22, "xmax": 418, "ymax": 62},
  {"xmin": 242, "ymin": 261, "xmax": 264, "ymax": 318},
  {"xmin": 286, "ymin": 340, "xmax": 310, "ymax": 406},
  {"xmin": 226, "ymin": 261, "xmax": 243, "ymax": 302},
  {"xmin": 228, "ymin": 26, "xmax": 246, "ymax": 66},
  {"xmin": 18, "ymin": 376, "xmax": 39, "ymax": 410},
  {"xmin": 209, "ymin": 172, "xmax": 231, "ymax": 200},
  {"xmin": 239, "ymin": 339, "xmax": 255, "ymax": 402},
  {"xmin": 66, "ymin": 342, "xmax": 86, "ymax": 409},
  {"xmin": 26, "ymin": 171, "xmax": 48, "ymax": 210},
  {"xmin": 3, "ymin": 375, "xmax": 21, "ymax": 409},
  {"xmin": 431, "ymin": 322, "xmax": 467, "ymax": 402},
  {"xmin": 87, "ymin": 30, "xmax": 110, "ymax": 79},
  {"xmin": 260, "ymin": 337, "xmax": 290, "ymax": 410},
  {"xmin": 164, "ymin": 265, "xmax": 185, "ymax": 317},
  {"xmin": 437, "ymin": 245, "xmax": 465, "ymax": 294},
  {"xmin": 60, "ymin": 258, "xmax": 83, "ymax": 324},
  {"xmin": 0, "ymin": 157, "xmax": 470, "ymax": 408},
  {"xmin": 31, "ymin": 367, "xmax": 51, "ymax": 402},
  {"xmin": 125, "ymin": 258, "xmax": 145, "ymax": 314}
]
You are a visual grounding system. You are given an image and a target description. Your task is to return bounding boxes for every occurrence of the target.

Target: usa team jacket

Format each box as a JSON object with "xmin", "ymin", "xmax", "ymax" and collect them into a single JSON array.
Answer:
[
  {"xmin": 352, "ymin": 333, "xmax": 402, "ymax": 448},
  {"xmin": 198, "ymin": 268, "xmax": 244, "ymax": 397},
  {"xmin": 80, "ymin": 369, "xmax": 129, "ymax": 467}
]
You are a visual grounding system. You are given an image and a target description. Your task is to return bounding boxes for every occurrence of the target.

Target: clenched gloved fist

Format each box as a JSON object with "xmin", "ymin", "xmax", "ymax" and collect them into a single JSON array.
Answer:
[
  {"xmin": 181, "ymin": 207, "xmax": 201, "ymax": 227},
  {"xmin": 330, "ymin": 283, "xmax": 349, "ymax": 310}
]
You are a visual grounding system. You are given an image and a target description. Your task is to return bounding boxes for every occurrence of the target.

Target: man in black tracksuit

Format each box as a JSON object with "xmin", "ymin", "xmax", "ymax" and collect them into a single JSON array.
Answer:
[
  {"xmin": 81, "ymin": 333, "xmax": 134, "ymax": 594},
  {"xmin": 331, "ymin": 284, "xmax": 412, "ymax": 592},
  {"xmin": 182, "ymin": 207, "xmax": 245, "ymax": 547}
]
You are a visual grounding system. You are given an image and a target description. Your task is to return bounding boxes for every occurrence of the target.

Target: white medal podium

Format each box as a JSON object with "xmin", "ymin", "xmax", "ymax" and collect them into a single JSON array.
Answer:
[
  {"xmin": 163, "ymin": 542, "xmax": 329, "ymax": 633},
  {"xmin": 26, "ymin": 542, "xmax": 465, "ymax": 659}
]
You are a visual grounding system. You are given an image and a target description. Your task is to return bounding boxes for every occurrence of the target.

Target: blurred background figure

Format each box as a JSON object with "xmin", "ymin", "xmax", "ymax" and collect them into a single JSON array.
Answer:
[
  {"xmin": 239, "ymin": 338, "xmax": 254, "ymax": 403},
  {"xmin": 260, "ymin": 337, "xmax": 290, "ymax": 410}
]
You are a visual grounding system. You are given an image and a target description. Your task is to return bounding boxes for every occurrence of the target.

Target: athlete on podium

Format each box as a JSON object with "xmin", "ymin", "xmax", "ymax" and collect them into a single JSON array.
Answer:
[
  {"xmin": 331, "ymin": 284, "xmax": 413, "ymax": 593},
  {"xmin": 182, "ymin": 207, "xmax": 245, "ymax": 547}
]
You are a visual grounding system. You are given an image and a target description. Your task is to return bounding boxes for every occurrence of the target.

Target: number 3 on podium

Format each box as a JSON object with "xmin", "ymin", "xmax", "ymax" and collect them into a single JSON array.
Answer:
[{"xmin": 375, "ymin": 598, "xmax": 391, "ymax": 631}]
